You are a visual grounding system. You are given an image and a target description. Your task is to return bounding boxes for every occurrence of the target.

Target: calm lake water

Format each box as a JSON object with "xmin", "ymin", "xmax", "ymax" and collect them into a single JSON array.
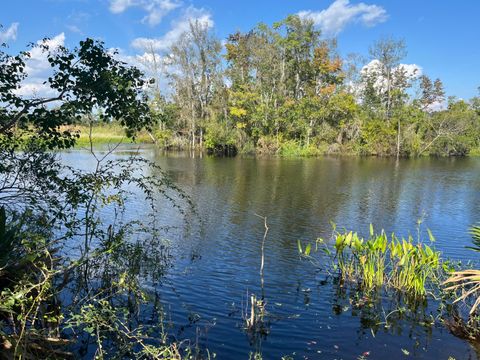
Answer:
[{"xmin": 62, "ymin": 147, "xmax": 480, "ymax": 359}]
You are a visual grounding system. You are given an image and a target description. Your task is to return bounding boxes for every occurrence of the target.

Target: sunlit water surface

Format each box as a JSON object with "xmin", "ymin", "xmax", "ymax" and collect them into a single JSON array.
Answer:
[{"xmin": 61, "ymin": 146, "xmax": 480, "ymax": 359}]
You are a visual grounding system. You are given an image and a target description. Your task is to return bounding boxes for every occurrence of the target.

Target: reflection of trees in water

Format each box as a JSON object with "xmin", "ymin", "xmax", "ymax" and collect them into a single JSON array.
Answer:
[{"xmin": 144, "ymin": 152, "xmax": 480, "ymax": 358}]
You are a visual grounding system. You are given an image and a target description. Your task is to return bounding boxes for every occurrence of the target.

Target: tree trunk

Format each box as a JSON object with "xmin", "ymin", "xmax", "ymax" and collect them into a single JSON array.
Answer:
[
  {"xmin": 386, "ymin": 68, "xmax": 392, "ymax": 120},
  {"xmin": 396, "ymin": 117, "xmax": 401, "ymax": 158}
]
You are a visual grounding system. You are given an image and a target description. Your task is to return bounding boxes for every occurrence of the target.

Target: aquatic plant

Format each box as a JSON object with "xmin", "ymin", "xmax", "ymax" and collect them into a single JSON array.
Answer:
[
  {"xmin": 465, "ymin": 225, "xmax": 480, "ymax": 253},
  {"xmin": 444, "ymin": 225, "xmax": 480, "ymax": 315},
  {"xmin": 301, "ymin": 225, "xmax": 442, "ymax": 297},
  {"xmin": 333, "ymin": 228, "xmax": 388, "ymax": 290},
  {"xmin": 388, "ymin": 234, "xmax": 440, "ymax": 296}
]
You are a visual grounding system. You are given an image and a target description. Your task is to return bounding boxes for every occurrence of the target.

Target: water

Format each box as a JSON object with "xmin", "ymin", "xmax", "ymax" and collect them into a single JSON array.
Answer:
[{"xmin": 62, "ymin": 147, "xmax": 480, "ymax": 359}]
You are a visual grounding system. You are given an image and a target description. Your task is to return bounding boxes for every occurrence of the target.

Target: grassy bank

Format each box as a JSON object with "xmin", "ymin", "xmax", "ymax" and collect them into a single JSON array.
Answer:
[{"xmin": 67, "ymin": 124, "xmax": 154, "ymax": 147}]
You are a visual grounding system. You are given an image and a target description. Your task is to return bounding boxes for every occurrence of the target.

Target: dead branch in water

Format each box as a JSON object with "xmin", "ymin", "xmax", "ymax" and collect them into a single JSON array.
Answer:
[
  {"xmin": 254, "ymin": 213, "xmax": 269, "ymax": 299},
  {"xmin": 245, "ymin": 214, "xmax": 270, "ymax": 335}
]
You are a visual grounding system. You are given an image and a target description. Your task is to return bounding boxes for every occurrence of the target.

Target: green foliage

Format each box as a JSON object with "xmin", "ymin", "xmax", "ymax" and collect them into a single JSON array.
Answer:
[
  {"xmin": 359, "ymin": 117, "xmax": 397, "ymax": 155},
  {"xmin": 0, "ymin": 35, "xmax": 192, "ymax": 358},
  {"xmin": 388, "ymin": 235, "xmax": 440, "ymax": 296},
  {"xmin": 304, "ymin": 226, "xmax": 442, "ymax": 297},
  {"xmin": 151, "ymin": 14, "xmax": 480, "ymax": 158},
  {"xmin": 204, "ymin": 120, "xmax": 237, "ymax": 153},
  {"xmin": 1, "ymin": 37, "xmax": 152, "ymax": 150},
  {"xmin": 66, "ymin": 299, "xmax": 186, "ymax": 359},
  {"xmin": 279, "ymin": 140, "xmax": 323, "ymax": 157},
  {"xmin": 466, "ymin": 225, "xmax": 480, "ymax": 252}
]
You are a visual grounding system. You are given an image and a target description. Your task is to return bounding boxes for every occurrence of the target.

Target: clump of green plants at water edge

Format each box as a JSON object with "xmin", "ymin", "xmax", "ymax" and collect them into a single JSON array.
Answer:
[{"xmin": 300, "ymin": 225, "xmax": 444, "ymax": 297}]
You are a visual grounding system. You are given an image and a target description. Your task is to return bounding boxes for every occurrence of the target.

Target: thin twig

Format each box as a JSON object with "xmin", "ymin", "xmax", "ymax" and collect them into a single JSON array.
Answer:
[{"xmin": 254, "ymin": 213, "xmax": 269, "ymax": 300}]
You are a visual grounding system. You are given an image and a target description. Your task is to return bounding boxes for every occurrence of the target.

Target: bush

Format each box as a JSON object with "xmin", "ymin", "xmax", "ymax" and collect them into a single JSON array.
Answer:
[
  {"xmin": 278, "ymin": 140, "xmax": 323, "ymax": 157},
  {"xmin": 256, "ymin": 135, "xmax": 280, "ymax": 155},
  {"xmin": 359, "ymin": 118, "xmax": 397, "ymax": 156}
]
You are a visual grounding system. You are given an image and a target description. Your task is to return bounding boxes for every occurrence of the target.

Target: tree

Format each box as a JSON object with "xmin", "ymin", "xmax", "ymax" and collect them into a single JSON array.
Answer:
[
  {"xmin": 168, "ymin": 20, "xmax": 222, "ymax": 148},
  {"xmin": 0, "ymin": 36, "xmax": 189, "ymax": 357},
  {"xmin": 419, "ymin": 75, "xmax": 445, "ymax": 111},
  {"xmin": 225, "ymin": 30, "xmax": 256, "ymax": 87},
  {"xmin": 273, "ymin": 15, "xmax": 321, "ymax": 100},
  {"xmin": 312, "ymin": 40, "xmax": 344, "ymax": 95},
  {"xmin": 469, "ymin": 86, "xmax": 480, "ymax": 116},
  {"xmin": 135, "ymin": 42, "xmax": 175, "ymax": 143},
  {"xmin": 419, "ymin": 99, "xmax": 476, "ymax": 155},
  {"xmin": 367, "ymin": 37, "xmax": 412, "ymax": 157},
  {"xmin": 1, "ymin": 38, "xmax": 152, "ymax": 149},
  {"xmin": 368, "ymin": 37, "xmax": 407, "ymax": 119}
]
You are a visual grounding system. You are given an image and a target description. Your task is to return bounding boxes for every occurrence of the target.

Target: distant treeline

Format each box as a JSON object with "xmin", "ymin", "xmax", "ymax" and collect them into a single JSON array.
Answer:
[{"xmin": 105, "ymin": 15, "xmax": 480, "ymax": 156}]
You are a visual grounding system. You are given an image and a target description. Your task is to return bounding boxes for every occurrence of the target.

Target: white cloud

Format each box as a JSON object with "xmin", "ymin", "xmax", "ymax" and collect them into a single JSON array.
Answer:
[
  {"xmin": 66, "ymin": 24, "xmax": 82, "ymax": 34},
  {"xmin": 354, "ymin": 59, "xmax": 422, "ymax": 97},
  {"xmin": 111, "ymin": 48, "xmax": 172, "ymax": 94},
  {"xmin": 109, "ymin": 0, "xmax": 181, "ymax": 26},
  {"xmin": 131, "ymin": 6, "xmax": 213, "ymax": 52},
  {"xmin": 361, "ymin": 60, "xmax": 422, "ymax": 80},
  {"xmin": 426, "ymin": 100, "xmax": 446, "ymax": 112},
  {"xmin": 0, "ymin": 22, "xmax": 19, "ymax": 43},
  {"xmin": 113, "ymin": 48, "xmax": 166, "ymax": 72},
  {"xmin": 397, "ymin": 63, "xmax": 422, "ymax": 80},
  {"xmin": 298, "ymin": 0, "xmax": 387, "ymax": 36},
  {"xmin": 14, "ymin": 81, "xmax": 60, "ymax": 98},
  {"xmin": 24, "ymin": 33, "xmax": 66, "ymax": 76},
  {"xmin": 109, "ymin": 0, "xmax": 135, "ymax": 13},
  {"xmin": 15, "ymin": 33, "xmax": 66, "ymax": 99}
]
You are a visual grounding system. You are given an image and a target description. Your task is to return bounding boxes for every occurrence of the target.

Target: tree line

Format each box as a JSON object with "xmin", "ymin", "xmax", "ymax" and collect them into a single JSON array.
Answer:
[{"xmin": 138, "ymin": 14, "xmax": 480, "ymax": 157}]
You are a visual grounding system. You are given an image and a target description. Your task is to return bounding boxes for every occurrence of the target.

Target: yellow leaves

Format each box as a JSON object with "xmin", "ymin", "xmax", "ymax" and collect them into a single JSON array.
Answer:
[
  {"xmin": 313, "ymin": 41, "xmax": 344, "ymax": 84},
  {"xmin": 230, "ymin": 106, "xmax": 247, "ymax": 118},
  {"xmin": 320, "ymin": 84, "xmax": 336, "ymax": 96},
  {"xmin": 229, "ymin": 104, "xmax": 249, "ymax": 129},
  {"xmin": 118, "ymin": 272, "xmax": 127, "ymax": 287}
]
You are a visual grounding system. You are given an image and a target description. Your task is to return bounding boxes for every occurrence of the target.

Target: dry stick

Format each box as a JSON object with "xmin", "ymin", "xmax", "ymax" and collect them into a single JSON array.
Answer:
[
  {"xmin": 248, "ymin": 294, "xmax": 256, "ymax": 329},
  {"xmin": 246, "ymin": 214, "xmax": 269, "ymax": 329},
  {"xmin": 254, "ymin": 213, "xmax": 269, "ymax": 300}
]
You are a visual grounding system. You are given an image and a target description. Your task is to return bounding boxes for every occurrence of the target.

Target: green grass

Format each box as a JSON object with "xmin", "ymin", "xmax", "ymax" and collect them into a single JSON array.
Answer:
[
  {"xmin": 278, "ymin": 140, "xmax": 327, "ymax": 157},
  {"xmin": 468, "ymin": 147, "xmax": 480, "ymax": 156},
  {"xmin": 71, "ymin": 124, "xmax": 153, "ymax": 147}
]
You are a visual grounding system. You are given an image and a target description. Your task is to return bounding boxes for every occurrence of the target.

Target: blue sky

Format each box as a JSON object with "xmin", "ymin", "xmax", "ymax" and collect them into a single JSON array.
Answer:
[{"xmin": 1, "ymin": 0, "xmax": 479, "ymax": 99}]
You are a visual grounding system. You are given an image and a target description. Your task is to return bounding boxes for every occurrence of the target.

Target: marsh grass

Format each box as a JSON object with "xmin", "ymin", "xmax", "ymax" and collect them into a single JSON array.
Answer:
[{"xmin": 60, "ymin": 124, "xmax": 153, "ymax": 147}]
